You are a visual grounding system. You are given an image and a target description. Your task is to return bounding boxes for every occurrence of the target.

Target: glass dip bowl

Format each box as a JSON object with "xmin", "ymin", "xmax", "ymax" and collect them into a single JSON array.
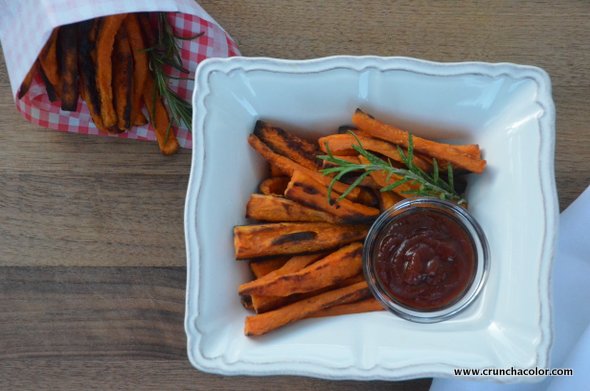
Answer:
[{"xmin": 363, "ymin": 197, "xmax": 489, "ymax": 323}]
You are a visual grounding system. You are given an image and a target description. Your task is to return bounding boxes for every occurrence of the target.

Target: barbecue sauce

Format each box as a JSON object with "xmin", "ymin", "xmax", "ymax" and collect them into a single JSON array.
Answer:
[{"xmin": 374, "ymin": 209, "xmax": 476, "ymax": 311}]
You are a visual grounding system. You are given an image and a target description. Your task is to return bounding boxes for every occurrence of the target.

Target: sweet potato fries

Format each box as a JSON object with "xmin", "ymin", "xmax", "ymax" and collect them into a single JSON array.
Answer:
[
  {"xmin": 18, "ymin": 13, "xmax": 184, "ymax": 155},
  {"xmin": 235, "ymin": 110, "xmax": 486, "ymax": 336}
]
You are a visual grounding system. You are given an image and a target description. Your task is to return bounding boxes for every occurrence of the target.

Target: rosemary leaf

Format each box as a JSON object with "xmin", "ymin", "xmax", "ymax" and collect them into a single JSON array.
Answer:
[
  {"xmin": 448, "ymin": 163, "xmax": 455, "ymax": 191},
  {"xmin": 338, "ymin": 171, "xmax": 372, "ymax": 201},
  {"xmin": 145, "ymin": 13, "xmax": 198, "ymax": 132},
  {"xmin": 432, "ymin": 158, "xmax": 439, "ymax": 184},
  {"xmin": 406, "ymin": 134, "xmax": 415, "ymax": 170},
  {"xmin": 396, "ymin": 145, "xmax": 406, "ymax": 162},
  {"xmin": 382, "ymin": 177, "xmax": 410, "ymax": 192},
  {"xmin": 319, "ymin": 130, "xmax": 466, "ymax": 205}
]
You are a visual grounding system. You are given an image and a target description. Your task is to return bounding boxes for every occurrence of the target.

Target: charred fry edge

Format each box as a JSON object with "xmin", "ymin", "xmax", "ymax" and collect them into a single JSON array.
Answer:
[
  {"xmin": 39, "ymin": 28, "xmax": 60, "ymax": 94},
  {"xmin": 244, "ymin": 281, "xmax": 370, "ymax": 336},
  {"xmin": 125, "ymin": 14, "xmax": 149, "ymax": 126},
  {"xmin": 78, "ymin": 19, "xmax": 106, "ymax": 131},
  {"xmin": 238, "ymin": 243, "xmax": 363, "ymax": 297},
  {"xmin": 258, "ymin": 177, "xmax": 290, "ymax": 196},
  {"xmin": 248, "ymin": 134, "xmax": 362, "ymax": 202},
  {"xmin": 58, "ymin": 23, "xmax": 80, "ymax": 111},
  {"xmin": 38, "ymin": 62, "xmax": 57, "ymax": 102},
  {"xmin": 254, "ymin": 121, "xmax": 320, "ymax": 170},
  {"xmin": 113, "ymin": 26, "xmax": 134, "ymax": 131},
  {"xmin": 246, "ymin": 194, "xmax": 342, "ymax": 223},
  {"xmin": 233, "ymin": 222, "xmax": 368, "ymax": 259},
  {"xmin": 284, "ymin": 170, "xmax": 380, "ymax": 223},
  {"xmin": 96, "ymin": 14, "xmax": 127, "ymax": 129}
]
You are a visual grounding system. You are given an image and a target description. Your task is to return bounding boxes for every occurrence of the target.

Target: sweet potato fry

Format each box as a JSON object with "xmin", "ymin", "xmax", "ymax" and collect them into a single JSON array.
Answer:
[
  {"xmin": 245, "ymin": 256, "xmax": 291, "ymax": 309},
  {"xmin": 246, "ymin": 194, "xmax": 341, "ymax": 223},
  {"xmin": 259, "ymin": 177, "xmax": 290, "ymax": 196},
  {"xmin": 249, "ymin": 257, "xmax": 290, "ymax": 278},
  {"xmin": 78, "ymin": 20, "xmax": 106, "ymax": 131},
  {"xmin": 308, "ymin": 296, "xmax": 384, "ymax": 318},
  {"xmin": 17, "ymin": 63, "xmax": 36, "ymax": 99},
  {"xmin": 244, "ymin": 281, "xmax": 370, "ymax": 336},
  {"xmin": 239, "ymin": 242, "xmax": 363, "ymax": 297},
  {"xmin": 253, "ymin": 121, "xmax": 320, "ymax": 170},
  {"xmin": 337, "ymin": 125, "xmax": 358, "ymax": 134},
  {"xmin": 245, "ymin": 253, "xmax": 325, "ymax": 312},
  {"xmin": 284, "ymin": 170, "xmax": 380, "ymax": 223},
  {"xmin": 352, "ymin": 109, "xmax": 486, "ymax": 173},
  {"xmin": 233, "ymin": 222, "xmax": 368, "ymax": 259},
  {"xmin": 379, "ymin": 191, "xmax": 403, "ymax": 211},
  {"xmin": 241, "ymin": 295, "xmax": 253, "ymax": 310},
  {"xmin": 125, "ymin": 14, "xmax": 149, "ymax": 126},
  {"xmin": 248, "ymin": 134, "xmax": 362, "ymax": 202},
  {"xmin": 88, "ymin": 17, "xmax": 100, "ymax": 62},
  {"xmin": 269, "ymin": 164, "xmax": 286, "ymax": 177},
  {"xmin": 355, "ymin": 188, "xmax": 379, "ymax": 208},
  {"xmin": 322, "ymin": 156, "xmax": 380, "ymax": 189},
  {"xmin": 96, "ymin": 14, "xmax": 127, "ymax": 128},
  {"xmin": 451, "ymin": 144, "xmax": 481, "ymax": 159},
  {"xmin": 58, "ymin": 23, "xmax": 79, "ymax": 111},
  {"xmin": 246, "ymin": 253, "xmax": 326, "ymax": 311},
  {"xmin": 136, "ymin": 14, "xmax": 179, "ymax": 153},
  {"xmin": 250, "ymin": 293, "xmax": 298, "ymax": 314},
  {"xmin": 38, "ymin": 28, "xmax": 60, "ymax": 95},
  {"xmin": 37, "ymin": 62, "xmax": 57, "ymax": 102},
  {"xmin": 242, "ymin": 253, "xmax": 326, "ymax": 292},
  {"xmin": 143, "ymin": 74, "xmax": 179, "ymax": 155},
  {"xmin": 318, "ymin": 133, "xmax": 432, "ymax": 171},
  {"xmin": 250, "ymin": 274, "xmax": 364, "ymax": 313},
  {"xmin": 89, "ymin": 17, "xmax": 100, "ymax": 41},
  {"xmin": 137, "ymin": 13, "xmax": 156, "ymax": 47},
  {"xmin": 113, "ymin": 27, "xmax": 134, "ymax": 131},
  {"xmin": 358, "ymin": 155, "xmax": 419, "ymax": 198}
]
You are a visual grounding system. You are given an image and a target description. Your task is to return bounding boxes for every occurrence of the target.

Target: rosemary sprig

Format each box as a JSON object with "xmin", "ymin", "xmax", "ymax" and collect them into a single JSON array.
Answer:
[
  {"xmin": 145, "ymin": 13, "xmax": 203, "ymax": 132},
  {"xmin": 319, "ymin": 132, "xmax": 467, "ymax": 205}
]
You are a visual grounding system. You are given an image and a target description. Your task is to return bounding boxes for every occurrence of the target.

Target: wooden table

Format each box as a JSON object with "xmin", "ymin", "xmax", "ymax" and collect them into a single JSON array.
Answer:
[{"xmin": 1, "ymin": 1, "xmax": 588, "ymax": 389}]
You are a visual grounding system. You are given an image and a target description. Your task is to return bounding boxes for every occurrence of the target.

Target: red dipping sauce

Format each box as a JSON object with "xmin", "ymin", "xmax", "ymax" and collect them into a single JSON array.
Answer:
[
  {"xmin": 373, "ymin": 209, "xmax": 476, "ymax": 311},
  {"xmin": 364, "ymin": 198, "xmax": 488, "ymax": 322}
]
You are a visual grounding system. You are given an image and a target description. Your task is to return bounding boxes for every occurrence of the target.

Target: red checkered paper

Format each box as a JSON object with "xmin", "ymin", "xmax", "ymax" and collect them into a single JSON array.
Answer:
[{"xmin": 0, "ymin": 0, "xmax": 240, "ymax": 149}]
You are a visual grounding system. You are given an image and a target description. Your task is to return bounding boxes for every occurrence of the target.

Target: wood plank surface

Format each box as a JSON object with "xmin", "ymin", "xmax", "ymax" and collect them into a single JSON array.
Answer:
[
  {"xmin": 0, "ymin": 268, "xmax": 185, "ymax": 360},
  {"xmin": 0, "ymin": 267, "xmax": 431, "ymax": 390},
  {"xmin": 1, "ymin": 360, "xmax": 431, "ymax": 391},
  {"xmin": 1, "ymin": 1, "xmax": 589, "ymax": 390}
]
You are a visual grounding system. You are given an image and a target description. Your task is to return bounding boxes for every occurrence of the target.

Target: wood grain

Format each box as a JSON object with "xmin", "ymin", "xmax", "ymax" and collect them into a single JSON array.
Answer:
[
  {"xmin": 0, "ymin": 267, "xmax": 431, "ymax": 390},
  {"xmin": 1, "ymin": 360, "xmax": 431, "ymax": 391},
  {"xmin": 0, "ymin": 267, "xmax": 185, "ymax": 359},
  {"xmin": 0, "ymin": 170, "xmax": 188, "ymax": 266},
  {"xmin": 1, "ymin": 1, "xmax": 589, "ymax": 389}
]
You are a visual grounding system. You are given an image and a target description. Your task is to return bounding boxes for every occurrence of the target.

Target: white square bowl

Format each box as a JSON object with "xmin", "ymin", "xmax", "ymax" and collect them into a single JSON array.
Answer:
[{"xmin": 184, "ymin": 56, "xmax": 558, "ymax": 381}]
